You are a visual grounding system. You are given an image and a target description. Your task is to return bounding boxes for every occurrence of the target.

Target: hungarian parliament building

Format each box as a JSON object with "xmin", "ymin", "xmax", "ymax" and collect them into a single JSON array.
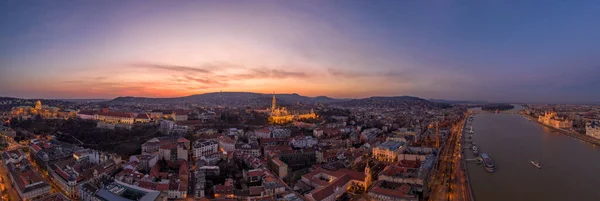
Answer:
[{"xmin": 538, "ymin": 110, "xmax": 573, "ymax": 129}]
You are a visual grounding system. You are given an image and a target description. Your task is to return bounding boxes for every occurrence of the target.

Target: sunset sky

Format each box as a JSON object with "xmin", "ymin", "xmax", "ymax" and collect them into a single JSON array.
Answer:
[{"xmin": 1, "ymin": 1, "xmax": 600, "ymax": 103}]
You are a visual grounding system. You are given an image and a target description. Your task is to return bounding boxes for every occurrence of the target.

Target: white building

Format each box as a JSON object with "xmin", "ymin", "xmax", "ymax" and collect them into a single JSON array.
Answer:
[
  {"xmin": 291, "ymin": 136, "xmax": 318, "ymax": 148},
  {"xmin": 73, "ymin": 149, "xmax": 100, "ymax": 164},
  {"xmin": 160, "ymin": 120, "xmax": 175, "ymax": 134},
  {"xmin": 218, "ymin": 136, "xmax": 236, "ymax": 152},
  {"xmin": 95, "ymin": 112, "xmax": 134, "ymax": 124},
  {"xmin": 129, "ymin": 154, "xmax": 158, "ymax": 171},
  {"xmin": 586, "ymin": 121, "xmax": 600, "ymax": 139},
  {"xmin": 160, "ymin": 120, "xmax": 188, "ymax": 135},
  {"xmin": 313, "ymin": 129, "xmax": 324, "ymax": 138},
  {"xmin": 229, "ymin": 128, "xmax": 243, "ymax": 136},
  {"xmin": 173, "ymin": 111, "xmax": 189, "ymax": 122},
  {"xmin": 193, "ymin": 139, "xmax": 219, "ymax": 158},
  {"xmin": 271, "ymin": 128, "xmax": 291, "ymax": 138},
  {"xmin": 236, "ymin": 143, "xmax": 261, "ymax": 157}
]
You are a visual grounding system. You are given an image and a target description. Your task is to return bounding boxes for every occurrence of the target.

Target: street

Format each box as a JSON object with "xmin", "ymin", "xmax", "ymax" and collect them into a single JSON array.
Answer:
[
  {"xmin": 0, "ymin": 162, "xmax": 21, "ymax": 201},
  {"xmin": 0, "ymin": 137, "xmax": 67, "ymax": 201},
  {"xmin": 429, "ymin": 112, "xmax": 472, "ymax": 201}
]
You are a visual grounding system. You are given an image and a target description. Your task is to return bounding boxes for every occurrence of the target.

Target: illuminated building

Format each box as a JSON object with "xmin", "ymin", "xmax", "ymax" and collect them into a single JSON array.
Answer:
[
  {"xmin": 372, "ymin": 141, "xmax": 406, "ymax": 162},
  {"xmin": 11, "ymin": 100, "xmax": 60, "ymax": 119},
  {"xmin": 35, "ymin": 100, "xmax": 42, "ymax": 110},
  {"xmin": 269, "ymin": 95, "xmax": 317, "ymax": 124},
  {"xmin": 538, "ymin": 110, "xmax": 572, "ymax": 129},
  {"xmin": 94, "ymin": 108, "xmax": 134, "ymax": 124}
]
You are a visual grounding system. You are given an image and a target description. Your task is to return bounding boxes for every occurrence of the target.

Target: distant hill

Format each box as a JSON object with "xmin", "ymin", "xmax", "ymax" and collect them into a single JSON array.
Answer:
[
  {"xmin": 0, "ymin": 97, "xmax": 77, "ymax": 111},
  {"xmin": 106, "ymin": 92, "xmax": 343, "ymax": 107},
  {"xmin": 55, "ymin": 99, "xmax": 108, "ymax": 103},
  {"xmin": 331, "ymin": 96, "xmax": 450, "ymax": 109},
  {"xmin": 106, "ymin": 93, "xmax": 448, "ymax": 108},
  {"xmin": 428, "ymin": 99, "xmax": 489, "ymax": 104}
]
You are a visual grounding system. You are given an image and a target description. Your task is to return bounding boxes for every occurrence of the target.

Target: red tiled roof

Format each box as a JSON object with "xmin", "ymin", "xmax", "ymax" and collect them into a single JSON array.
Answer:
[
  {"xmin": 249, "ymin": 186, "xmax": 265, "ymax": 196},
  {"xmin": 247, "ymin": 170, "xmax": 265, "ymax": 178},
  {"xmin": 255, "ymin": 127, "xmax": 271, "ymax": 134},
  {"xmin": 177, "ymin": 137, "xmax": 190, "ymax": 143},
  {"xmin": 397, "ymin": 160, "xmax": 420, "ymax": 168},
  {"xmin": 98, "ymin": 112, "xmax": 134, "ymax": 118},
  {"xmin": 311, "ymin": 174, "xmax": 351, "ymax": 201},
  {"xmin": 369, "ymin": 181, "xmax": 413, "ymax": 198},
  {"xmin": 178, "ymin": 160, "xmax": 189, "ymax": 176},
  {"xmin": 303, "ymin": 167, "xmax": 366, "ymax": 201},
  {"xmin": 160, "ymin": 143, "xmax": 178, "ymax": 149},
  {"xmin": 263, "ymin": 145, "xmax": 292, "ymax": 152}
]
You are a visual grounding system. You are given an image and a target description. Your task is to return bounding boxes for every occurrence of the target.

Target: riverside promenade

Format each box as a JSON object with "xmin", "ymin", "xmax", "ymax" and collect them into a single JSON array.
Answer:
[{"xmin": 461, "ymin": 115, "xmax": 476, "ymax": 201}]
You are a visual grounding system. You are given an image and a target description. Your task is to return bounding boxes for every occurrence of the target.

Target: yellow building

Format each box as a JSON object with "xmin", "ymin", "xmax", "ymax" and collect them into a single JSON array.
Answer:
[
  {"xmin": 372, "ymin": 141, "xmax": 406, "ymax": 162},
  {"xmin": 11, "ymin": 100, "xmax": 60, "ymax": 119},
  {"xmin": 538, "ymin": 110, "xmax": 572, "ymax": 129},
  {"xmin": 269, "ymin": 95, "xmax": 317, "ymax": 124}
]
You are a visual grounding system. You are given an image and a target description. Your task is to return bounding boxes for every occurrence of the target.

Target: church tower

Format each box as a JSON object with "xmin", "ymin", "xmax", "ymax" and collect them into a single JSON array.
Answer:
[
  {"xmin": 34, "ymin": 100, "xmax": 42, "ymax": 110},
  {"xmin": 364, "ymin": 161, "xmax": 372, "ymax": 190},
  {"xmin": 271, "ymin": 95, "xmax": 276, "ymax": 112}
]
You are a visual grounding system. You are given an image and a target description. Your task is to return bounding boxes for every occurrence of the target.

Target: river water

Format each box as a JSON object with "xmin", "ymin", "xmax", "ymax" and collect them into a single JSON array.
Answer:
[{"xmin": 466, "ymin": 105, "xmax": 600, "ymax": 201}]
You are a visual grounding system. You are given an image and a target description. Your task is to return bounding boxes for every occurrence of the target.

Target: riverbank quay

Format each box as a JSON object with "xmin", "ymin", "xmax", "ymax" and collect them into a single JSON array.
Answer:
[
  {"xmin": 462, "ymin": 115, "xmax": 476, "ymax": 201},
  {"xmin": 520, "ymin": 112, "xmax": 600, "ymax": 146}
]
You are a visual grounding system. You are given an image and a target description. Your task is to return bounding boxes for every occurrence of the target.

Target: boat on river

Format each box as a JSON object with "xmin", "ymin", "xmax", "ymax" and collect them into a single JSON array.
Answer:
[
  {"xmin": 530, "ymin": 160, "xmax": 542, "ymax": 169},
  {"xmin": 481, "ymin": 153, "xmax": 496, "ymax": 172}
]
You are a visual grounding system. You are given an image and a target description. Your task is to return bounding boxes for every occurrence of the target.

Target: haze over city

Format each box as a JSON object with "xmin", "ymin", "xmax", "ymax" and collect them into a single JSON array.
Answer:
[{"xmin": 1, "ymin": 0, "xmax": 600, "ymax": 103}]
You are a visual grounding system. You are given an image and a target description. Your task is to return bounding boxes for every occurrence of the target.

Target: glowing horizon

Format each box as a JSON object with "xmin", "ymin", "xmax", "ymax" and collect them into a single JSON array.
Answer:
[{"xmin": 1, "ymin": 1, "xmax": 600, "ymax": 102}]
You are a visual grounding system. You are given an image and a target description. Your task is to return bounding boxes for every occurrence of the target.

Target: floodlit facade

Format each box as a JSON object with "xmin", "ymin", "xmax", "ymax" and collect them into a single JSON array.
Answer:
[
  {"xmin": 538, "ymin": 110, "xmax": 572, "ymax": 129},
  {"xmin": 372, "ymin": 141, "xmax": 406, "ymax": 162}
]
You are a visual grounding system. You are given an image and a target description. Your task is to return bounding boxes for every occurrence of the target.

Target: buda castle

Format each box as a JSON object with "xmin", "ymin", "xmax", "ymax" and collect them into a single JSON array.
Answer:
[{"xmin": 11, "ymin": 100, "xmax": 64, "ymax": 119}]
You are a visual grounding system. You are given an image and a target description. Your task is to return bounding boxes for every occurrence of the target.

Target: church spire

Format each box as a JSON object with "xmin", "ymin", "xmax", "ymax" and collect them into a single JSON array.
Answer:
[{"xmin": 271, "ymin": 94, "xmax": 276, "ymax": 112}]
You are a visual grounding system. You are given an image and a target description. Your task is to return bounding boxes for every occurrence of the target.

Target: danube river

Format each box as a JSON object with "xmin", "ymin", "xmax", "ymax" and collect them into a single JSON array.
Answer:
[{"xmin": 466, "ymin": 105, "xmax": 600, "ymax": 201}]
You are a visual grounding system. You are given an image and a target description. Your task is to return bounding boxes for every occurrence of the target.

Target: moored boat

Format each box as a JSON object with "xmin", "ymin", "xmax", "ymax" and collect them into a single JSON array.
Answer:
[{"xmin": 481, "ymin": 153, "xmax": 495, "ymax": 172}]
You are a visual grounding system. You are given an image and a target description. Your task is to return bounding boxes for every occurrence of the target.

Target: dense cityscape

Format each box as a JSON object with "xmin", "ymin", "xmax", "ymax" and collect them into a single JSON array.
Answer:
[
  {"xmin": 2, "ymin": 1, "xmax": 600, "ymax": 201},
  {"xmin": 1, "ymin": 95, "xmax": 599, "ymax": 201}
]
